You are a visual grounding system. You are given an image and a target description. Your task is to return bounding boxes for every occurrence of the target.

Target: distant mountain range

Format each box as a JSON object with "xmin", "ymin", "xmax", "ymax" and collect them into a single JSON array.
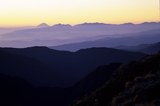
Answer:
[
  {"xmin": 0, "ymin": 22, "xmax": 159, "ymax": 47},
  {"xmin": 51, "ymin": 29, "xmax": 160, "ymax": 51},
  {"xmin": 0, "ymin": 47, "xmax": 145, "ymax": 87}
]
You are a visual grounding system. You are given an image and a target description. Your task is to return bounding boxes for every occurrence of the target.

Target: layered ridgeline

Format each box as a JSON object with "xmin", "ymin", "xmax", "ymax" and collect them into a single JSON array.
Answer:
[
  {"xmin": 117, "ymin": 42, "xmax": 160, "ymax": 54},
  {"xmin": 51, "ymin": 28, "xmax": 160, "ymax": 51},
  {"xmin": 0, "ymin": 22, "xmax": 159, "ymax": 47},
  {"xmin": 0, "ymin": 47, "xmax": 145, "ymax": 87},
  {"xmin": 73, "ymin": 52, "xmax": 160, "ymax": 106}
]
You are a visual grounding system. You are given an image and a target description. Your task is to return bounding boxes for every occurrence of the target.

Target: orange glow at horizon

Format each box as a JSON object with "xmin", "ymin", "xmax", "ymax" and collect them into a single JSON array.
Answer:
[{"xmin": 0, "ymin": 0, "xmax": 159, "ymax": 27}]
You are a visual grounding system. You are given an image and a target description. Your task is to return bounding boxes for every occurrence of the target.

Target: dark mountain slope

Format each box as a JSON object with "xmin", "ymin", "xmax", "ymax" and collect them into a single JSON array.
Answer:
[
  {"xmin": 74, "ymin": 52, "xmax": 160, "ymax": 106},
  {"xmin": 0, "ymin": 50, "xmax": 60, "ymax": 87},
  {"xmin": 0, "ymin": 47, "xmax": 145, "ymax": 87},
  {"xmin": 0, "ymin": 63, "xmax": 122, "ymax": 106},
  {"xmin": 33, "ymin": 63, "xmax": 122, "ymax": 106},
  {"xmin": 70, "ymin": 63, "xmax": 122, "ymax": 101},
  {"xmin": 0, "ymin": 74, "xmax": 33, "ymax": 106}
]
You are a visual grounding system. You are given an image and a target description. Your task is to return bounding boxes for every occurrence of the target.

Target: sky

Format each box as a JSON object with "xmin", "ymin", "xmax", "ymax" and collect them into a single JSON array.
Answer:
[{"xmin": 0, "ymin": 0, "xmax": 159, "ymax": 27}]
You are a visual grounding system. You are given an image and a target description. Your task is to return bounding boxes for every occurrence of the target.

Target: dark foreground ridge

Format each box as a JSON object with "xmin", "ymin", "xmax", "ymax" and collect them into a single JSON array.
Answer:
[
  {"xmin": 0, "ymin": 49, "xmax": 160, "ymax": 106},
  {"xmin": 0, "ymin": 63, "xmax": 121, "ymax": 106},
  {"xmin": 73, "ymin": 52, "xmax": 160, "ymax": 106}
]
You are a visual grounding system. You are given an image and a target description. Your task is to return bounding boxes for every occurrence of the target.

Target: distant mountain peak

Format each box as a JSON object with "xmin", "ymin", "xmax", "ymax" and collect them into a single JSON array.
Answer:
[
  {"xmin": 141, "ymin": 22, "xmax": 160, "ymax": 25},
  {"xmin": 37, "ymin": 23, "xmax": 49, "ymax": 28},
  {"xmin": 50, "ymin": 24, "xmax": 72, "ymax": 30},
  {"xmin": 52, "ymin": 23, "xmax": 72, "ymax": 27},
  {"xmin": 121, "ymin": 23, "xmax": 135, "ymax": 25},
  {"xmin": 75, "ymin": 22, "xmax": 110, "ymax": 26}
]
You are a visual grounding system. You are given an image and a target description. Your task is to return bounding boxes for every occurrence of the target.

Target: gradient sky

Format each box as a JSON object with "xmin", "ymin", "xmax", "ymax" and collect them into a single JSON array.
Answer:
[{"xmin": 0, "ymin": 0, "xmax": 159, "ymax": 27}]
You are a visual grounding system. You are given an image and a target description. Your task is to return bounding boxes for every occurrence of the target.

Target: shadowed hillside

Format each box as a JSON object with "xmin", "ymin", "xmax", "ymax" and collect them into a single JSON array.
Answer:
[
  {"xmin": 1, "ymin": 52, "xmax": 160, "ymax": 106},
  {"xmin": 73, "ymin": 52, "xmax": 160, "ymax": 106},
  {"xmin": 0, "ymin": 63, "xmax": 122, "ymax": 106},
  {"xmin": 0, "ymin": 74, "xmax": 33, "ymax": 106},
  {"xmin": 0, "ymin": 47, "xmax": 145, "ymax": 87},
  {"xmin": 0, "ymin": 50, "xmax": 61, "ymax": 87}
]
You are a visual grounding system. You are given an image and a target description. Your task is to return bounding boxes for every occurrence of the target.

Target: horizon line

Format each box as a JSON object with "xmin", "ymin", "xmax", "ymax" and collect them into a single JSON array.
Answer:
[{"xmin": 0, "ymin": 21, "xmax": 159, "ymax": 28}]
